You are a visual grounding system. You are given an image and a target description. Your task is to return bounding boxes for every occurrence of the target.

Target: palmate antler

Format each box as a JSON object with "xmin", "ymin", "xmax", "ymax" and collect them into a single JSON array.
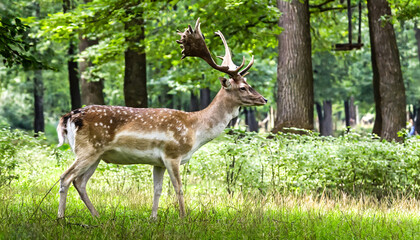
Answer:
[{"xmin": 176, "ymin": 18, "xmax": 254, "ymax": 78}]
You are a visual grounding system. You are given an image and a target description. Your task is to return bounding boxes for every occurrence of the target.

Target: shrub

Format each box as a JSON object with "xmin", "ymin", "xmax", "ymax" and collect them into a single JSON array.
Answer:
[
  {"xmin": 0, "ymin": 128, "xmax": 47, "ymax": 187},
  {"xmin": 189, "ymin": 129, "xmax": 420, "ymax": 198}
]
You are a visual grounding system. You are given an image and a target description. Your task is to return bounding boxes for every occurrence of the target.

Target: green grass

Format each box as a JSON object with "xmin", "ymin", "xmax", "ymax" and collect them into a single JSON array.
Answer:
[
  {"xmin": 1, "ymin": 156, "xmax": 419, "ymax": 239},
  {"xmin": 1, "ymin": 129, "xmax": 420, "ymax": 239},
  {"xmin": 1, "ymin": 184, "xmax": 419, "ymax": 239}
]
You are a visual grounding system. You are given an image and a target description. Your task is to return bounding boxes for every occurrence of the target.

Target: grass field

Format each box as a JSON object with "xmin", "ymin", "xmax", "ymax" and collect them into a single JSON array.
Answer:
[
  {"xmin": 0, "ymin": 130, "xmax": 419, "ymax": 239},
  {"xmin": 1, "ymin": 183, "xmax": 420, "ymax": 239}
]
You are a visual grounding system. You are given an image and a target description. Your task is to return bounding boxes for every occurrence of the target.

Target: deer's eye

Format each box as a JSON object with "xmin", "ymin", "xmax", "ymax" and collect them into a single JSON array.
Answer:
[{"xmin": 239, "ymin": 87, "xmax": 246, "ymax": 91}]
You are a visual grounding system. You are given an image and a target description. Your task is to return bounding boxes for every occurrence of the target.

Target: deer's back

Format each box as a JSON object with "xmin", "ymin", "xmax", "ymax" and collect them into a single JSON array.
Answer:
[{"xmin": 61, "ymin": 105, "xmax": 196, "ymax": 166}]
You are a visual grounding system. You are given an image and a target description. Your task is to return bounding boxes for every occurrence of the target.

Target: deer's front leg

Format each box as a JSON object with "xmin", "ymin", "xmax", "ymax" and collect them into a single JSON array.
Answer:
[
  {"xmin": 163, "ymin": 158, "xmax": 185, "ymax": 218},
  {"xmin": 151, "ymin": 166, "xmax": 166, "ymax": 219}
]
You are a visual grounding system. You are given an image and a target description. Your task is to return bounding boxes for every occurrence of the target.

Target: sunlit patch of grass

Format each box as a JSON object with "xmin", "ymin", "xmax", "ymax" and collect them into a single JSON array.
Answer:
[
  {"xmin": 1, "ymin": 129, "xmax": 420, "ymax": 239},
  {"xmin": 1, "ymin": 180, "xmax": 420, "ymax": 239}
]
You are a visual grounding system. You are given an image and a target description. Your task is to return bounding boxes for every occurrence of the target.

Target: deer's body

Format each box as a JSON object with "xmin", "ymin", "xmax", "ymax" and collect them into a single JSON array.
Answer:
[
  {"xmin": 56, "ymin": 18, "xmax": 266, "ymax": 219},
  {"xmin": 58, "ymin": 89, "xmax": 239, "ymax": 167}
]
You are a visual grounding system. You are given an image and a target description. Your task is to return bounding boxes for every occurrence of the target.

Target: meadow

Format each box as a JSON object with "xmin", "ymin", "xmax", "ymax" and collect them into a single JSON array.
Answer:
[{"xmin": 0, "ymin": 128, "xmax": 419, "ymax": 239}]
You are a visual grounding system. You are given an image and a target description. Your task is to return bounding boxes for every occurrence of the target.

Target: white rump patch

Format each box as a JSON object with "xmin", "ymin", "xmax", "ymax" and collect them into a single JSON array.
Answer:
[{"xmin": 66, "ymin": 121, "xmax": 77, "ymax": 151}]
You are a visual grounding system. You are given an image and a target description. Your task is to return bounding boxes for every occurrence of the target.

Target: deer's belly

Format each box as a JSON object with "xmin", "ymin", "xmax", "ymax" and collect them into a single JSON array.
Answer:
[{"xmin": 101, "ymin": 147, "xmax": 164, "ymax": 166}]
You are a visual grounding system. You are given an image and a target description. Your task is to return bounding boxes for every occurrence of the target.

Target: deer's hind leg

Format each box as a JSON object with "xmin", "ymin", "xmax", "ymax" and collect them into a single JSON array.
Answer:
[
  {"xmin": 58, "ymin": 152, "xmax": 101, "ymax": 219},
  {"xmin": 73, "ymin": 160, "xmax": 101, "ymax": 217}
]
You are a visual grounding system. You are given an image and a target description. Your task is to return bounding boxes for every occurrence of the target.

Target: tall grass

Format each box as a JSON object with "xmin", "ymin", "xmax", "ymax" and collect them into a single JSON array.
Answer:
[{"xmin": 0, "ymin": 128, "xmax": 419, "ymax": 239}]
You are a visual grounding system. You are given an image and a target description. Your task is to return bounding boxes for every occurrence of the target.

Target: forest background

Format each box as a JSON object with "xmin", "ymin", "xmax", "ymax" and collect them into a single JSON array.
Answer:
[
  {"xmin": 1, "ymin": 1, "xmax": 420, "ymax": 239},
  {"xmin": 1, "ymin": 0, "xmax": 419, "ymax": 141}
]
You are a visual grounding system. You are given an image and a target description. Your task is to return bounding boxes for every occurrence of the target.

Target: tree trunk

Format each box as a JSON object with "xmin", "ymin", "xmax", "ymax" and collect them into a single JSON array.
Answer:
[
  {"xmin": 190, "ymin": 91, "xmax": 199, "ymax": 112},
  {"xmin": 32, "ymin": 2, "xmax": 44, "ymax": 135},
  {"xmin": 415, "ymin": 24, "xmax": 420, "ymax": 62},
  {"xmin": 67, "ymin": 40, "xmax": 81, "ymax": 110},
  {"xmin": 415, "ymin": 104, "xmax": 420, "ymax": 135},
  {"xmin": 63, "ymin": 0, "xmax": 81, "ymax": 110},
  {"xmin": 316, "ymin": 101, "xmax": 332, "ymax": 136},
  {"xmin": 322, "ymin": 100, "xmax": 333, "ymax": 136},
  {"xmin": 79, "ymin": 36, "xmax": 105, "ymax": 106},
  {"xmin": 367, "ymin": 0, "xmax": 406, "ymax": 141},
  {"xmin": 344, "ymin": 97, "xmax": 356, "ymax": 130},
  {"xmin": 414, "ymin": 25, "xmax": 420, "ymax": 134},
  {"xmin": 315, "ymin": 102, "xmax": 323, "ymax": 134},
  {"xmin": 33, "ymin": 70, "xmax": 44, "ymax": 134},
  {"xmin": 79, "ymin": 0, "xmax": 104, "ymax": 106},
  {"xmin": 244, "ymin": 108, "xmax": 259, "ymax": 132},
  {"xmin": 200, "ymin": 87, "xmax": 211, "ymax": 110},
  {"xmin": 124, "ymin": 10, "xmax": 147, "ymax": 108},
  {"xmin": 349, "ymin": 96, "xmax": 356, "ymax": 126},
  {"xmin": 273, "ymin": 0, "xmax": 314, "ymax": 133},
  {"xmin": 344, "ymin": 99, "xmax": 350, "ymax": 129}
]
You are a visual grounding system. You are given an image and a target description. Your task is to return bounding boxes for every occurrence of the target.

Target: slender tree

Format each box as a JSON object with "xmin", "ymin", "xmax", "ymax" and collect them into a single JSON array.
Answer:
[
  {"xmin": 190, "ymin": 91, "xmax": 199, "ymax": 112},
  {"xmin": 33, "ymin": 70, "xmax": 44, "ymax": 134},
  {"xmin": 273, "ymin": 0, "xmax": 314, "ymax": 133},
  {"xmin": 244, "ymin": 108, "xmax": 259, "ymax": 132},
  {"xmin": 78, "ymin": 0, "xmax": 104, "ymax": 106},
  {"xmin": 124, "ymin": 6, "xmax": 147, "ymax": 108},
  {"xmin": 63, "ymin": 0, "xmax": 81, "ymax": 110},
  {"xmin": 367, "ymin": 0, "xmax": 406, "ymax": 141},
  {"xmin": 322, "ymin": 100, "xmax": 333, "ymax": 136},
  {"xmin": 414, "ymin": 23, "xmax": 420, "ymax": 133},
  {"xmin": 200, "ymin": 88, "xmax": 211, "ymax": 110},
  {"xmin": 33, "ymin": 3, "xmax": 44, "ymax": 134},
  {"xmin": 79, "ymin": 36, "xmax": 105, "ymax": 105},
  {"xmin": 315, "ymin": 101, "xmax": 333, "ymax": 136}
]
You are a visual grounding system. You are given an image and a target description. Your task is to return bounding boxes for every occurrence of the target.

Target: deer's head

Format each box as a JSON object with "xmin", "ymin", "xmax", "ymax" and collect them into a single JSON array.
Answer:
[{"xmin": 177, "ymin": 18, "xmax": 267, "ymax": 107}]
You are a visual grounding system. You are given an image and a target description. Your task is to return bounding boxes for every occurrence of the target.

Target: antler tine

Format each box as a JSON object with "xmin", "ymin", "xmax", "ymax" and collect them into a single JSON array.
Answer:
[
  {"xmin": 177, "ymin": 18, "xmax": 255, "ymax": 78},
  {"xmin": 176, "ymin": 18, "xmax": 230, "ymax": 74},
  {"xmin": 215, "ymin": 31, "xmax": 249, "ymax": 77},
  {"xmin": 239, "ymin": 55, "xmax": 254, "ymax": 76},
  {"xmin": 214, "ymin": 31, "xmax": 237, "ymax": 70}
]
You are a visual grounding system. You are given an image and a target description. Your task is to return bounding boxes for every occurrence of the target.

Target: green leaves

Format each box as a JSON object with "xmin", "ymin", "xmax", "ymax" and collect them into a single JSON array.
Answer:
[
  {"xmin": 190, "ymin": 130, "xmax": 420, "ymax": 197},
  {"xmin": 0, "ymin": 16, "xmax": 44, "ymax": 69}
]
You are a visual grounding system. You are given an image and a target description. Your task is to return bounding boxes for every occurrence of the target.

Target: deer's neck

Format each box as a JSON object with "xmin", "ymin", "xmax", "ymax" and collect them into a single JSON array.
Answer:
[{"xmin": 192, "ymin": 88, "xmax": 239, "ymax": 141}]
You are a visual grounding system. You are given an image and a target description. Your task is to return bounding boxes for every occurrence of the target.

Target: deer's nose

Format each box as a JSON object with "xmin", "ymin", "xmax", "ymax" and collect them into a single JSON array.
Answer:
[{"xmin": 263, "ymin": 97, "xmax": 268, "ymax": 103}]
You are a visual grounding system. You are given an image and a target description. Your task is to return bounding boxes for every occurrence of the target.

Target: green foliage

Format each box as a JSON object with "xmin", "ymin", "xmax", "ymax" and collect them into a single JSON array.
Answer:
[
  {"xmin": 1, "ymin": 0, "xmax": 419, "ymax": 137},
  {"xmin": 389, "ymin": 0, "xmax": 420, "ymax": 21},
  {"xmin": 0, "ymin": 128, "xmax": 46, "ymax": 187},
  {"xmin": 0, "ymin": 129, "xmax": 19, "ymax": 187},
  {"xmin": 0, "ymin": 15, "xmax": 43, "ymax": 69},
  {"xmin": 191, "ymin": 129, "xmax": 420, "ymax": 197}
]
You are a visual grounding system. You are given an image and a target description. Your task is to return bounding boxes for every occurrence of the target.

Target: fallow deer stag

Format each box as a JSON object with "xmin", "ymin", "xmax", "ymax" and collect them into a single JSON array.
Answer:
[{"xmin": 56, "ymin": 18, "xmax": 267, "ymax": 219}]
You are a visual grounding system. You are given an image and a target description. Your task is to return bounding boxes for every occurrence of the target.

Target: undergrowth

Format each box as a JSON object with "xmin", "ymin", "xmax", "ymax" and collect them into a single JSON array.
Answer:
[{"xmin": 0, "ymin": 128, "xmax": 419, "ymax": 239}]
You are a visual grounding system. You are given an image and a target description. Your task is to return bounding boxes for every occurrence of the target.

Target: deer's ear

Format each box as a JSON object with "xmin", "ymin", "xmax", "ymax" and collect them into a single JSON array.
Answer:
[{"xmin": 219, "ymin": 77, "xmax": 231, "ymax": 89}]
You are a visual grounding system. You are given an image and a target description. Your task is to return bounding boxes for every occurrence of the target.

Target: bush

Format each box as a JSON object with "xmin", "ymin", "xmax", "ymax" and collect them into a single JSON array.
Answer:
[
  {"xmin": 0, "ymin": 128, "xmax": 47, "ymax": 187},
  {"xmin": 189, "ymin": 129, "xmax": 420, "ymax": 198}
]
